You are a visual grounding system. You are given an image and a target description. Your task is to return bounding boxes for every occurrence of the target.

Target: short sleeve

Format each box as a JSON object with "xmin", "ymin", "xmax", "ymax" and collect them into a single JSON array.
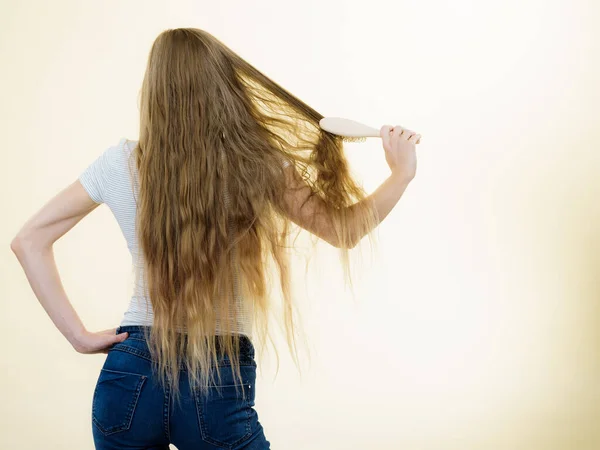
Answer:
[{"xmin": 78, "ymin": 143, "xmax": 119, "ymax": 204}]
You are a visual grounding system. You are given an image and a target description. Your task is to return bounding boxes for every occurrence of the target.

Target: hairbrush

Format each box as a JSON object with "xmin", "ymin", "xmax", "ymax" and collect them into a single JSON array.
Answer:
[{"xmin": 319, "ymin": 117, "xmax": 421, "ymax": 144}]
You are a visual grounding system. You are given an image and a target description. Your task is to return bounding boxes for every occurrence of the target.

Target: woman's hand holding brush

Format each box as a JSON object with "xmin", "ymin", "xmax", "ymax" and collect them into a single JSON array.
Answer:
[
  {"xmin": 380, "ymin": 125, "xmax": 421, "ymax": 183},
  {"xmin": 316, "ymin": 117, "xmax": 422, "ymax": 240}
]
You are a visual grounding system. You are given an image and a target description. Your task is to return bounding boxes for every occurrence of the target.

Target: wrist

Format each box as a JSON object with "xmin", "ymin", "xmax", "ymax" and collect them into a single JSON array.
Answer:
[
  {"xmin": 389, "ymin": 170, "xmax": 414, "ymax": 186},
  {"xmin": 68, "ymin": 325, "xmax": 88, "ymax": 350}
]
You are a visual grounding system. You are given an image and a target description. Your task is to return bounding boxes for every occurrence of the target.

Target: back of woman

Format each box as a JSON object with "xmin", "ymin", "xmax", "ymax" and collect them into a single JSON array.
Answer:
[
  {"xmin": 12, "ymin": 26, "xmax": 419, "ymax": 449},
  {"xmin": 79, "ymin": 134, "xmax": 268, "ymax": 448}
]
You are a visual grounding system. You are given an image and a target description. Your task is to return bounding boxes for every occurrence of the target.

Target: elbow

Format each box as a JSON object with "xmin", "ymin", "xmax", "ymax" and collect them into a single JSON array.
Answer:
[
  {"xmin": 11, "ymin": 230, "xmax": 42, "ymax": 255},
  {"xmin": 10, "ymin": 235, "xmax": 23, "ymax": 254},
  {"xmin": 346, "ymin": 239, "xmax": 359, "ymax": 250},
  {"xmin": 332, "ymin": 235, "xmax": 359, "ymax": 250}
]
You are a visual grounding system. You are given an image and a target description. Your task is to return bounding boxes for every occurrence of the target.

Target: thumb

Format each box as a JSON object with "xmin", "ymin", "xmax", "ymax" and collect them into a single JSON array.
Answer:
[
  {"xmin": 380, "ymin": 125, "xmax": 392, "ymax": 152},
  {"xmin": 114, "ymin": 332, "xmax": 129, "ymax": 343}
]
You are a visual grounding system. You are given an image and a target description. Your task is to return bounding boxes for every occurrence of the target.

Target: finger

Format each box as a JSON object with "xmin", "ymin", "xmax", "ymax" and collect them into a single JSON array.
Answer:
[
  {"xmin": 408, "ymin": 133, "xmax": 421, "ymax": 144},
  {"xmin": 400, "ymin": 128, "xmax": 415, "ymax": 140},
  {"xmin": 380, "ymin": 125, "xmax": 392, "ymax": 137},
  {"xmin": 380, "ymin": 125, "xmax": 392, "ymax": 151},
  {"xmin": 390, "ymin": 125, "xmax": 404, "ymax": 147},
  {"xmin": 113, "ymin": 332, "xmax": 129, "ymax": 343},
  {"xmin": 392, "ymin": 125, "xmax": 404, "ymax": 139}
]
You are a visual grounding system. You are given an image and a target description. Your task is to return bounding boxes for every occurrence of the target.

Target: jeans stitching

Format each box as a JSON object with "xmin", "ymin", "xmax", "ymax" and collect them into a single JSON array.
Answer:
[
  {"xmin": 100, "ymin": 368, "xmax": 146, "ymax": 377},
  {"xmin": 164, "ymin": 381, "xmax": 171, "ymax": 440},
  {"xmin": 111, "ymin": 345, "xmax": 153, "ymax": 362},
  {"xmin": 124, "ymin": 337, "xmax": 147, "ymax": 342},
  {"xmin": 246, "ymin": 384, "xmax": 252, "ymax": 436}
]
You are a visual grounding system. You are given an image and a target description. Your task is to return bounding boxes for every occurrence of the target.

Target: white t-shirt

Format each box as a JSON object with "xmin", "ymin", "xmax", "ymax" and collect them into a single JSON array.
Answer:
[{"xmin": 79, "ymin": 138, "xmax": 282, "ymax": 336}]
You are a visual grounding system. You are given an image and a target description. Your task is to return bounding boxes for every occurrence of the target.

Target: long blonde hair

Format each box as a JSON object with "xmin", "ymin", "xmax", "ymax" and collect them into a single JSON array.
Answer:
[{"xmin": 129, "ymin": 27, "xmax": 380, "ymax": 407}]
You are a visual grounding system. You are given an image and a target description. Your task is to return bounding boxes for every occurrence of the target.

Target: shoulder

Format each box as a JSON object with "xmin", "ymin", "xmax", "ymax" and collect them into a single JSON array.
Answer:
[
  {"xmin": 99, "ymin": 137, "xmax": 139, "ymax": 168},
  {"xmin": 114, "ymin": 137, "xmax": 136, "ymax": 158},
  {"xmin": 92, "ymin": 138, "xmax": 128, "ymax": 165},
  {"xmin": 121, "ymin": 138, "xmax": 139, "ymax": 160},
  {"xmin": 79, "ymin": 137, "xmax": 135, "ymax": 183},
  {"xmin": 121, "ymin": 138, "xmax": 139, "ymax": 152}
]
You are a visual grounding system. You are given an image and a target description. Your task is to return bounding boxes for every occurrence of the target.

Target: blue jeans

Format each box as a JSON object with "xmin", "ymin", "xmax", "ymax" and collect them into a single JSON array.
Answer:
[{"xmin": 92, "ymin": 325, "xmax": 271, "ymax": 449}]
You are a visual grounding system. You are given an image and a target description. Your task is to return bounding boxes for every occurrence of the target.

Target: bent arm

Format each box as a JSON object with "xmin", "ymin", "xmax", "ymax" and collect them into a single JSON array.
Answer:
[
  {"xmin": 346, "ymin": 172, "xmax": 412, "ymax": 247},
  {"xmin": 10, "ymin": 179, "xmax": 100, "ymax": 348},
  {"xmin": 280, "ymin": 163, "xmax": 412, "ymax": 248}
]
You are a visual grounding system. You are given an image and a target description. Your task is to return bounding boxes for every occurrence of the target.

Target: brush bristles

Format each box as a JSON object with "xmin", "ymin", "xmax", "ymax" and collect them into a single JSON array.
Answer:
[{"xmin": 341, "ymin": 136, "xmax": 367, "ymax": 143}]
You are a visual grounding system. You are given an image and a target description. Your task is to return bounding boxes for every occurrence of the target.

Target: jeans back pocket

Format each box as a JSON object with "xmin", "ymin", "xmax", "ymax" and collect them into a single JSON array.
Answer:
[
  {"xmin": 92, "ymin": 368, "xmax": 147, "ymax": 436},
  {"xmin": 195, "ymin": 364, "xmax": 256, "ymax": 448}
]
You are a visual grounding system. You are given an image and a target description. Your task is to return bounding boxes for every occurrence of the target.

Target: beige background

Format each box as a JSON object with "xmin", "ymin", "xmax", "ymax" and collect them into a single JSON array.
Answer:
[{"xmin": 2, "ymin": 0, "xmax": 600, "ymax": 449}]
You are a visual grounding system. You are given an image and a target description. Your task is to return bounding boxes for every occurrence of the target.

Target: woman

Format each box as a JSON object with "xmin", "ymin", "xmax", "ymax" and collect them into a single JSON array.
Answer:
[{"xmin": 10, "ymin": 27, "xmax": 419, "ymax": 449}]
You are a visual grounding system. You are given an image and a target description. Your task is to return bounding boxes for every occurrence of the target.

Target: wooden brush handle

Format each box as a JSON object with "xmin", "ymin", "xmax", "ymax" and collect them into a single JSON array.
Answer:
[{"xmin": 319, "ymin": 117, "xmax": 421, "ymax": 144}]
